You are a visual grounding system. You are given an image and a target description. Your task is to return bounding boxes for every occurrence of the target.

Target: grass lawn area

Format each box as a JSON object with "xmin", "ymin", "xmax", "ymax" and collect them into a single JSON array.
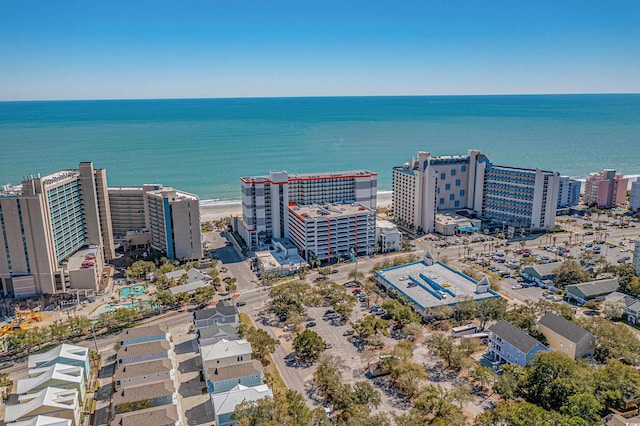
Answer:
[{"xmin": 239, "ymin": 312, "xmax": 287, "ymax": 393}]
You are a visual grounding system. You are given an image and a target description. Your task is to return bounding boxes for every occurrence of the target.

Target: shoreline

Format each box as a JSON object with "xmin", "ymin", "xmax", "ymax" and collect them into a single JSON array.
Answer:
[{"xmin": 200, "ymin": 191, "xmax": 393, "ymax": 222}]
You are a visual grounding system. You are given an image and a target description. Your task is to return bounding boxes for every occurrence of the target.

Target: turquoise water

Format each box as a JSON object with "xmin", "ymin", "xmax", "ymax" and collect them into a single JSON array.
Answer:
[
  {"xmin": 119, "ymin": 284, "xmax": 146, "ymax": 298},
  {"xmin": 1, "ymin": 95, "xmax": 639, "ymax": 201}
]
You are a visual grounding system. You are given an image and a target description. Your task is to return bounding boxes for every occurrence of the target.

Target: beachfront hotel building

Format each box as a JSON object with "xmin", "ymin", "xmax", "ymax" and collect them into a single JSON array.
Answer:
[
  {"xmin": 145, "ymin": 187, "xmax": 203, "ymax": 261},
  {"xmin": 583, "ymin": 169, "xmax": 628, "ymax": 208},
  {"xmin": 235, "ymin": 170, "xmax": 377, "ymax": 258},
  {"xmin": 557, "ymin": 176, "xmax": 581, "ymax": 208},
  {"xmin": 392, "ymin": 150, "xmax": 560, "ymax": 234},
  {"xmin": 288, "ymin": 202, "xmax": 376, "ymax": 262},
  {"xmin": 0, "ymin": 163, "xmax": 114, "ymax": 298}
]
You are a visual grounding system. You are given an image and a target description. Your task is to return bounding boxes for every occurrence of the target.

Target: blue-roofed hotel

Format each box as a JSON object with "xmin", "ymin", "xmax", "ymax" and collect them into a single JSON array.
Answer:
[{"xmin": 375, "ymin": 258, "xmax": 500, "ymax": 317}]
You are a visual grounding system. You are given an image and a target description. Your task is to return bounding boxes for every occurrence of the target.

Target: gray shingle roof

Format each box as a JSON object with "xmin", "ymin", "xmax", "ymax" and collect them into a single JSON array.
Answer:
[
  {"xmin": 193, "ymin": 301, "xmax": 238, "ymax": 320},
  {"xmin": 114, "ymin": 358, "xmax": 173, "ymax": 381},
  {"xmin": 119, "ymin": 324, "xmax": 168, "ymax": 341},
  {"xmin": 117, "ymin": 340, "xmax": 170, "ymax": 359},
  {"xmin": 111, "ymin": 405, "xmax": 179, "ymax": 426},
  {"xmin": 567, "ymin": 278, "xmax": 619, "ymax": 298},
  {"xmin": 527, "ymin": 262, "xmax": 564, "ymax": 278},
  {"xmin": 538, "ymin": 312, "xmax": 592, "ymax": 344},
  {"xmin": 112, "ymin": 380, "xmax": 175, "ymax": 405},
  {"xmin": 197, "ymin": 323, "xmax": 239, "ymax": 340},
  {"xmin": 207, "ymin": 360, "xmax": 264, "ymax": 382},
  {"xmin": 489, "ymin": 320, "xmax": 545, "ymax": 354}
]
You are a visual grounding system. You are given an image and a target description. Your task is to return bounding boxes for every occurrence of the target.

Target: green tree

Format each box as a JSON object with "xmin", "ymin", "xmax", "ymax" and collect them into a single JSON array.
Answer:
[
  {"xmin": 494, "ymin": 364, "xmax": 526, "ymax": 401},
  {"xmin": 424, "ymin": 334, "xmax": 465, "ymax": 369},
  {"xmin": 244, "ymin": 327, "xmax": 278, "ymax": 365},
  {"xmin": 293, "ymin": 329, "xmax": 325, "ymax": 362},
  {"xmin": 318, "ymin": 266, "xmax": 332, "ymax": 277},
  {"xmin": 384, "ymin": 358, "xmax": 429, "ymax": 399},
  {"xmin": 469, "ymin": 364, "xmax": 496, "ymax": 392},
  {"xmin": 505, "ymin": 304, "xmax": 538, "ymax": 335},
  {"xmin": 449, "ymin": 385, "xmax": 474, "ymax": 408},
  {"xmin": 395, "ymin": 385, "xmax": 465, "ymax": 425},
  {"xmin": 525, "ymin": 351, "xmax": 593, "ymax": 411},
  {"xmin": 579, "ymin": 317, "xmax": 640, "ymax": 365},
  {"xmin": 382, "ymin": 299, "xmax": 420, "ymax": 325},
  {"xmin": 594, "ymin": 359, "xmax": 640, "ymax": 411},
  {"xmin": 560, "ymin": 393, "xmax": 603, "ymax": 425},
  {"xmin": 125, "ymin": 260, "xmax": 156, "ymax": 279},
  {"xmin": 601, "ymin": 297, "xmax": 626, "ymax": 320},
  {"xmin": 313, "ymin": 355, "xmax": 343, "ymax": 401},
  {"xmin": 553, "ymin": 260, "xmax": 591, "ymax": 288},
  {"xmin": 352, "ymin": 314, "xmax": 389, "ymax": 339},
  {"xmin": 476, "ymin": 297, "xmax": 508, "ymax": 330}
]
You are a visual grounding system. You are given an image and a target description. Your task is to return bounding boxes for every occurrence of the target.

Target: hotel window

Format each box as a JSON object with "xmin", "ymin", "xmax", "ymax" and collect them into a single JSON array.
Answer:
[
  {"xmin": 451, "ymin": 169, "xmax": 456, "ymax": 176},
  {"xmin": 461, "ymin": 165, "xmax": 467, "ymax": 172},
  {"xmin": 455, "ymin": 179, "xmax": 461, "ymax": 186},
  {"xmin": 460, "ymin": 190, "xmax": 465, "ymax": 196},
  {"xmin": 445, "ymin": 184, "xmax": 450, "ymax": 190},
  {"xmin": 440, "ymin": 173, "xmax": 446, "ymax": 180},
  {"xmin": 439, "ymin": 198, "xmax": 444, "ymax": 205}
]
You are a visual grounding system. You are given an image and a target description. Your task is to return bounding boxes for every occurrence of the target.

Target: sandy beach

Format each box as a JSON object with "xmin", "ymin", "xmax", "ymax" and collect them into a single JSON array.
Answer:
[{"xmin": 199, "ymin": 192, "xmax": 393, "ymax": 223}]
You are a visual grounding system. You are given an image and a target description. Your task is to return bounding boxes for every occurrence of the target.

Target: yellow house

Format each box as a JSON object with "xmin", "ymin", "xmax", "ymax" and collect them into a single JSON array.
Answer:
[{"xmin": 537, "ymin": 312, "xmax": 595, "ymax": 360}]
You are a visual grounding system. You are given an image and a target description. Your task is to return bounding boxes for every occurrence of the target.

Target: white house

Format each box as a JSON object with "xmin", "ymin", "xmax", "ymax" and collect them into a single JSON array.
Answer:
[
  {"xmin": 5, "ymin": 387, "xmax": 80, "ymax": 426},
  {"xmin": 7, "ymin": 415, "xmax": 72, "ymax": 426},
  {"xmin": 17, "ymin": 364, "xmax": 85, "ymax": 402},
  {"xmin": 28, "ymin": 344, "xmax": 90, "ymax": 380},
  {"xmin": 200, "ymin": 339, "xmax": 252, "ymax": 371},
  {"xmin": 211, "ymin": 384, "xmax": 273, "ymax": 426}
]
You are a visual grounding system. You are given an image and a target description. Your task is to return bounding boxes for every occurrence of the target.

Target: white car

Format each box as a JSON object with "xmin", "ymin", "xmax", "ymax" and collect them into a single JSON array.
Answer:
[{"xmin": 511, "ymin": 285, "xmax": 523, "ymax": 290}]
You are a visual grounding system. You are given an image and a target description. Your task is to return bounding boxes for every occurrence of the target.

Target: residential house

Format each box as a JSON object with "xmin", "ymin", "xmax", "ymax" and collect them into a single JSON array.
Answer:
[
  {"xmin": 114, "ymin": 358, "xmax": 176, "ymax": 390},
  {"xmin": 605, "ymin": 413, "xmax": 640, "ymax": 426},
  {"xmin": 110, "ymin": 405, "xmax": 181, "ymax": 426},
  {"xmin": 118, "ymin": 324, "xmax": 170, "ymax": 347},
  {"xmin": 537, "ymin": 312, "xmax": 595, "ymax": 359},
  {"xmin": 17, "ymin": 364, "xmax": 85, "ymax": 402},
  {"xmin": 193, "ymin": 302, "xmax": 239, "ymax": 329},
  {"xmin": 200, "ymin": 339, "xmax": 252, "ymax": 371},
  {"xmin": 211, "ymin": 384, "xmax": 273, "ymax": 426},
  {"xmin": 206, "ymin": 360, "xmax": 264, "ymax": 394},
  {"xmin": 521, "ymin": 262, "xmax": 563, "ymax": 286},
  {"xmin": 5, "ymin": 387, "xmax": 80, "ymax": 426},
  {"xmin": 117, "ymin": 340, "xmax": 174, "ymax": 366},
  {"xmin": 623, "ymin": 297, "xmax": 640, "ymax": 326},
  {"xmin": 168, "ymin": 280, "xmax": 209, "ymax": 296},
  {"xmin": 165, "ymin": 268, "xmax": 210, "ymax": 284},
  {"xmin": 197, "ymin": 323, "xmax": 239, "ymax": 347},
  {"xmin": 7, "ymin": 415, "xmax": 72, "ymax": 426},
  {"xmin": 112, "ymin": 380, "xmax": 179, "ymax": 413},
  {"xmin": 487, "ymin": 320, "xmax": 548, "ymax": 369},
  {"xmin": 28, "ymin": 344, "xmax": 90, "ymax": 380},
  {"xmin": 565, "ymin": 278, "xmax": 620, "ymax": 305}
]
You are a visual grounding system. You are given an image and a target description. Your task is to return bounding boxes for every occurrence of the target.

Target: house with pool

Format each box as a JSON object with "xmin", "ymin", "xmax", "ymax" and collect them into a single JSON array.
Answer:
[{"xmin": 374, "ymin": 254, "xmax": 500, "ymax": 318}]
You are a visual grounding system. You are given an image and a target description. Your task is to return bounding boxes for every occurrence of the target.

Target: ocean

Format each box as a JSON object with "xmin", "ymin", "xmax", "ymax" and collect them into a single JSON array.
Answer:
[{"xmin": 1, "ymin": 94, "xmax": 639, "ymax": 204}]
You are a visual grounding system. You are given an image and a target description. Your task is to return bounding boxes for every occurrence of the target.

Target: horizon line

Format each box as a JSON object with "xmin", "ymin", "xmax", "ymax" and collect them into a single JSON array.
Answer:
[{"xmin": 2, "ymin": 91, "xmax": 640, "ymax": 103}]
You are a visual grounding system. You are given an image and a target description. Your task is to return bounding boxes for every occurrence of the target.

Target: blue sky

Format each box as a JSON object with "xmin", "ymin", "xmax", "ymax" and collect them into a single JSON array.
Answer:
[{"xmin": 1, "ymin": 0, "xmax": 639, "ymax": 100}]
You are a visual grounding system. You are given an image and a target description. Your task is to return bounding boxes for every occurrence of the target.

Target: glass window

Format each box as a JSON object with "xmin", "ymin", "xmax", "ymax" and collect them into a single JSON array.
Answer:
[
  {"xmin": 461, "ymin": 165, "xmax": 467, "ymax": 172},
  {"xmin": 449, "ymin": 194, "xmax": 455, "ymax": 200},
  {"xmin": 451, "ymin": 169, "xmax": 456, "ymax": 176},
  {"xmin": 440, "ymin": 173, "xmax": 446, "ymax": 180},
  {"xmin": 456, "ymin": 179, "xmax": 461, "ymax": 186},
  {"xmin": 460, "ymin": 190, "xmax": 465, "ymax": 196},
  {"xmin": 439, "ymin": 198, "xmax": 444, "ymax": 204}
]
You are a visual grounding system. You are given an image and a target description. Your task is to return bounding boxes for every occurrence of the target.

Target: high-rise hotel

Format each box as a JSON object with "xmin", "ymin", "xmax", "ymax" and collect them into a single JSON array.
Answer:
[
  {"xmin": 393, "ymin": 150, "xmax": 560, "ymax": 234},
  {"xmin": 236, "ymin": 170, "xmax": 377, "ymax": 262},
  {"xmin": 0, "ymin": 162, "xmax": 114, "ymax": 298}
]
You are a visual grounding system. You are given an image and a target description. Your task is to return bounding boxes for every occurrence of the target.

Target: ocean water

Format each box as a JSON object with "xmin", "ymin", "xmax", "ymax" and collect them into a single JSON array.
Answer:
[{"xmin": 1, "ymin": 94, "xmax": 639, "ymax": 202}]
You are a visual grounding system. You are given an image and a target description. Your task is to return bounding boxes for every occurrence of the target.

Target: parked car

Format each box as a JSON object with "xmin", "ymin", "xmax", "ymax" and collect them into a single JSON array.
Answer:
[
  {"xmin": 305, "ymin": 322, "xmax": 317, "ymax": 328},
  {"xmin": 331, "ymin": 269, "xmax": 339, "ymax": 274},
  {"xmin": 324, "ymin": 342, "xmax": 333, "ymax": 349},
  {"xmin": 343, "ymin": 329, "xmax": 355, "ymax": 336},
  {"xmin": 511, "ymin": 285, "xmax": 523, "ymax": 290},
  {"xmin": 236, "ymin": 301, "xmax": 246, "ymax": 307}
]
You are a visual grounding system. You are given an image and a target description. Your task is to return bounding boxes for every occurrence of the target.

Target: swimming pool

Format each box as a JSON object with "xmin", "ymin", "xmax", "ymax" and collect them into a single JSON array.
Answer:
[{"xmin": 119, "ymin": 284, "xmax": 147, "ymax": 298}]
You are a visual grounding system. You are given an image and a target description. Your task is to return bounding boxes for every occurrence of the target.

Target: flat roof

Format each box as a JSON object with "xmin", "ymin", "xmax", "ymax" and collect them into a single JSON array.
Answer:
[
  {"xmin": 254, "ymin": 250, "xmax": 306, "ymax": 270},
  {"xmin": 289, "ymin": 202, "xmax": 373, "ymax": 220},
  {"xmin": 376, "ymin": 260, "xmax": 498, "ymax": 310}
]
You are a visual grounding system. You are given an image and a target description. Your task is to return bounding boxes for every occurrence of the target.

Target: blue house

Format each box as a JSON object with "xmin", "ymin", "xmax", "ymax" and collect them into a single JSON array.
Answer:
[
  {"xmin": 487, "ymin": 320, "xmax": 548, "ymax": 370},
  {"xmin": 119, "ymin": 324, "xmax": 170, "ymax": 347},
  {"xmin": 206, "ymin": 359, "xmax": 264, "ymax": 394}
]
